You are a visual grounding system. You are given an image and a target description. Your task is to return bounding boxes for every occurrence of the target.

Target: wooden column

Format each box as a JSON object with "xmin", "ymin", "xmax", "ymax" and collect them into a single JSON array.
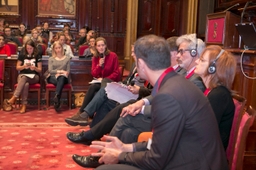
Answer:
[{"xmin": 124, "ymin": 0, "xmax": 138, "ymax": 70}]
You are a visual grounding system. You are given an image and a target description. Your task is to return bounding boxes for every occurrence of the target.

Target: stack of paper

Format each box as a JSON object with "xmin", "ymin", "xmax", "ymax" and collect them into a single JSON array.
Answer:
[{"xmin": 105, "ymin": 82, "xmax": 138, "ymax": 104}]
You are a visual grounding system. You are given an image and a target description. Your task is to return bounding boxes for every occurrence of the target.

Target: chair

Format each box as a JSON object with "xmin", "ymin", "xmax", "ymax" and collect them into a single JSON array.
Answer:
[
  {"xmin": 138, "ymin": 132, "xmax": 153, "ymax": 142},
  {"xmin": 6, "ymin": 42, "xmax": 18, "ymax": 55},
  {"xmin": 226, "ymin": 93, "xmax": 247, "ymax": 161},
  {"xmin": 119, "ymin": 65, "xmax": 124, "ymax": 81},
  {"xmin": 0, "ymin": 59, "xmax": 5, "ymax": 109},
  {"xmin": 39, "ymin": 43, "xmax": 47, "ymax": 55},
  {"xmin": 45, "ymin": 83, "xmax": 72, "ymax": 109},
  {"xmin": 78, "ymin": 45, "xmax": 89, "ymax": 56},
  {"xmin": 14, "ymin": 83, "xmax": 41, "ymax": 110},
  {"xmin": 16, "ymin": 36, "xmax": 23, "ymax": 46},
  {"xmin": 229, "ymin": 105, "xmax": 256, "ymax": 170}
]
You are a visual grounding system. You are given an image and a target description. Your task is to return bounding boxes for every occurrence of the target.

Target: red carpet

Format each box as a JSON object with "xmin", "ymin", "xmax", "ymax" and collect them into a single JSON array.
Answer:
[{"xmin": 0, "ymin": 106, "xmax": 97, "ymax": 170}]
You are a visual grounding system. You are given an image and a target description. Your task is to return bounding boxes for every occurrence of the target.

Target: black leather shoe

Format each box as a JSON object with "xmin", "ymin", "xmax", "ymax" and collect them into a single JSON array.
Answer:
[
  {"xmin": 72, "ymin": 154, "xmax": 102, "ymax": 168},
  {"xmin": 66, "ymin": 131, "xmax": 92, "ymax": 145}
]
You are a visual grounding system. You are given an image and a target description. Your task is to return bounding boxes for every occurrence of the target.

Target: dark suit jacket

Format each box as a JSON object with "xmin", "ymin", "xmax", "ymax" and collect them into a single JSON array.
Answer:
[{"xmin": 119, "ymin": 71, "xmax": 228, "ymax": 170}]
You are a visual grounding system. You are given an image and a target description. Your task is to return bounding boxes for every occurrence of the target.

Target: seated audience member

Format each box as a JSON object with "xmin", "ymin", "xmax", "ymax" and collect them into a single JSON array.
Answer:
[
  {"xmin": 75, "ymin": 28, "xmax": 87, "ymax": 49},
  {"xmin": 194, "ymin": 45, "xmax": 236, "ymax": 150},
  {"xmin": 35, "ymin": 25, "xmax": 43, "ymax": 37},
  {"xmin": 15, "ymin": 23, "xmax": 28, "ymax": 38},
  {"xmin": 3, "ymin": 40, "xmax": 42, "ymax": 113},
  {"xmin": 3, "ymin": 26, "xmax": 22, "ymax": 46},
  {"xmin": 81, "ymin": 37, "xmax": 96, "ymax": 59},
  {"xmin": 46, "ymin": 41, "xmax": 70, "ymax": 112},
  {"xmin": 49, "ymin": 32, "xmax": 62, "ymax": 46},
  {"xmin": 64, "ymin": 37, "xmax": 183, "ymax": 147},
  {"xmin": 31, "ymin": 28, "xmax": 43, "ymax": 44},
  {"xmin": 41, "ymin": 22, "xmax": 53, "ymax": 43},
  {"xmin": 57, "ymin": 33, "xmax": 74, "ymax": 58},
  {"xmin": 72, "ymin": 35, "xmax": 229, "ymax": 170},
  {"xmin": 65, "ymin": 45, "xmax": 147, "ymax": 127},
  {"xmin": 63, "ymin": 28, "xmax": 73, "ymax": 45},
  {"xmin": 84, "ymin": 30, "xmax": 95, "ymax": 45},
  {"xmin": 65, "ymin": 36, "xmax": 120, "ymax": 120},
  {"xmin": 0, "ymin": 35, "xmax": 11, "ymax": 56},
  {"xmin": 19, "ymin": 36, "xmax": 32, "ymax": 55},
  {"xmin": 30, "ymin": 29, "xmax": 43, "ymax": 56}
]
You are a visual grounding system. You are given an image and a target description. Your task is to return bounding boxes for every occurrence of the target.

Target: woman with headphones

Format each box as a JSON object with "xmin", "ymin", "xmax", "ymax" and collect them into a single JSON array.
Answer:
[{"xmin": 194, "ymin": 45, "xmax": 236, "ymax": 150}]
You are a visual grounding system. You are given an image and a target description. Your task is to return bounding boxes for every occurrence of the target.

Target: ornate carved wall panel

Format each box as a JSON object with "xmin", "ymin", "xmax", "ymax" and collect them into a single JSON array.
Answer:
[
  {"xmin": 160, "ymin": 0, "xmax": 181, "ymax": 37},
  {"xmin": 137, "ymin": 0, "xmax": 157, "ymax": 36}
]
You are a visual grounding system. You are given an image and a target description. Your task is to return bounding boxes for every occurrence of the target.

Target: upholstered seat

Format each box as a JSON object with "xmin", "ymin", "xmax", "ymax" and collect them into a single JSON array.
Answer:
[
  {"xmin": 78, "ymin": 45, "xmax": 89, "ymax": 56},
  {"xmin": 226, "ymin": 93, "xmax": 247, "ymax": 161},
  {"xmin": 7, "ymin": 42, "xmax": 18, "ymax": 55},
  {"xmin": 14, "ymin": 83, "xmax": 41, "ymax": 110},
  {"xmin": 45, "ymin": 83, "xmax": 72, "ymax": 109},
  {"xmin": 229, "ymin": 105, "xmax": 256, "ymax": 170}
]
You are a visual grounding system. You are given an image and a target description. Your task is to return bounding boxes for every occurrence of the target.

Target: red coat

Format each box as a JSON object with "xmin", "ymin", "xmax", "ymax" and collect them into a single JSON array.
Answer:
[
  {"xmin": 91, "ymin": 51, "xmax": 120, "ymax": 82},
  {"xmin": 0, "ymin": 44, "xmax": 11, "ymax": 56}
]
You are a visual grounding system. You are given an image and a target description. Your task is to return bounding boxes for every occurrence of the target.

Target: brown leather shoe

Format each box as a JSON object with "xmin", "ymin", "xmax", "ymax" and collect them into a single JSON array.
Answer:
[
  {"xmin": 3, "ymin": 99, "xmax": 12, "ymax": 111},
  {"xmin": 20, "ymin": 104, "xmax": 26, "ymax": 114}
]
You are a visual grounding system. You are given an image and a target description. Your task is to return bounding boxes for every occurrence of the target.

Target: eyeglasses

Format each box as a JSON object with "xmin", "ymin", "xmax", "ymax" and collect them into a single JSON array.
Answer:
[{"xmin": 177, "ymin": 49, "xmax": 191, "ymax": 55}]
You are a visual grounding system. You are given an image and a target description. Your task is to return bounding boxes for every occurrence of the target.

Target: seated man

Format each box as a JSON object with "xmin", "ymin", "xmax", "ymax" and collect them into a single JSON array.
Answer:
[
  {"xmin": 72, "ymin": 35, "xmax": 229, "ymax": 170},
  {"xmin": 3, "ymin": 26, "xmax": 22, "ymax": 46}
]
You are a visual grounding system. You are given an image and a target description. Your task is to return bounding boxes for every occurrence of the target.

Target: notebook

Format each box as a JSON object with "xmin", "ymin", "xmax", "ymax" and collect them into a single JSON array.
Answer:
[{"xmin": 235, "ymin": 22, "xmax": 256, "ymax": 50}]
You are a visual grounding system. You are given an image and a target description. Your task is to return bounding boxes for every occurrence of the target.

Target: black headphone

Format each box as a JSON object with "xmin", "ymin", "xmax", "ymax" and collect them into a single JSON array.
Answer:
[
  {"xmin": 208, "ymin": 49, "xmax": 225, "ymax": 74},
  {"xmin": 190, "ymin": 35, "xmax": 198, "ymax": 57}
]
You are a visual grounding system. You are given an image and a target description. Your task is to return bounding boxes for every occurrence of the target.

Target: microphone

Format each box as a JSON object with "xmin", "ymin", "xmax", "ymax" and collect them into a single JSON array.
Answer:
[
  {"xmin": 224, "ymin": 3, "xmax": 240, "ymax": 12},
  {"xmin": 130, "ymin": 81, "xmax": 135, "ymax": 86},
  {"xmin": 100, "ymin": 53, "xmax": 104, "ymax": 68},
  {"xmin": 241, "ymin": 1, "xmax": 252, "ymax": 23}
]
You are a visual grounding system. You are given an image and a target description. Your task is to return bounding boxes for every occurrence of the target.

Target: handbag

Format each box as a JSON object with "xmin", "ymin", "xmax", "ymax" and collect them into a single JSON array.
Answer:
[{"xmin": 74, "ymin": 92, "xmax": 85, "ymax": 107}]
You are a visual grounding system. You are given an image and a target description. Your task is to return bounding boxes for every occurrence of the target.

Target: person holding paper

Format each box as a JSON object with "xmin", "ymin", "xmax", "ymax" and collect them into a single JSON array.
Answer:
[
  {"xmin": 3, "ymin": 40, "xmax": 42, "ymax": 113},
  {"xmin": 46, "ymin": 41, "xmax": 71, "ymax": 112}
]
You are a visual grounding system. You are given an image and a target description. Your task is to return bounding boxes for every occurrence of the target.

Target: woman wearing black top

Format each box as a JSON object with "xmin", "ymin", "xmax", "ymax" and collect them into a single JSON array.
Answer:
[
  {"xmin": 3, "ymin": 40, "xmax": 42, "ymax": 113},
  {"xmin": 194, "ymin": 45, "xmax": 237, "ymax": 150}
]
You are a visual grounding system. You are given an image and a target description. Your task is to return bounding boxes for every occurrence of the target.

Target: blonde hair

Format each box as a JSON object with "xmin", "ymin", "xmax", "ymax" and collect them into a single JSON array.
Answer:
[{"xmin": 52, "ymin": 41, "xmax": 64, "ymax": 57}]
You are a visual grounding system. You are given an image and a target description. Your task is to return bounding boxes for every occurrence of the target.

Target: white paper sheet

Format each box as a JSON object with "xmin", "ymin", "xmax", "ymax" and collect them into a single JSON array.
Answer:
[
  {"xmin": 21, "ymin": 74, "xmax": 35, "ymax": 79},
  {"xmin": 105, "ymin": 82, "xmax": 139, "ymax": 104}
]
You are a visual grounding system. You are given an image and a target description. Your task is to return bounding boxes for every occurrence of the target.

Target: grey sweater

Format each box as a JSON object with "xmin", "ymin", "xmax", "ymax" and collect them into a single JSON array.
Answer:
[{"xmin": 48, "ymin": 56, "xmax": 71, "ymax": 76}]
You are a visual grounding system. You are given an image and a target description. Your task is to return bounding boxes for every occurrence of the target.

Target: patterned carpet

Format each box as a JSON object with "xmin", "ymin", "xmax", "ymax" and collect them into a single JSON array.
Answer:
[{"xmin": 0, "ymin": 106, "xmax": 96, "ymax": 170}]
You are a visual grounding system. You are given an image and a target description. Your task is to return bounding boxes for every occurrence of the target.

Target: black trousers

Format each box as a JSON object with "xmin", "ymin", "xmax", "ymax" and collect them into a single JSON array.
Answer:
[
  {"xmin": 47, "ymin": 76, "xmax": 68, "ymax": 97},
  {"xmin": 79, "ymin": 83, "xmax": 101, "ymax": 112},
  {"xmin": 91, "ymin": 99, "xmax": 137, "ymax": 139}
]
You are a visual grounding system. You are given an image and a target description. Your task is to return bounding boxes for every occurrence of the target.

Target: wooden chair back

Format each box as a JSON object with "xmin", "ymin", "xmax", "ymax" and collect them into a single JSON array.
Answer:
[
  {"xmin": 229, "ymin": 105, "xmax": 256, "ymax": 170},
  {"xmin": 226, "ymin": 93, "xmax": 247, "ymax": 161}
]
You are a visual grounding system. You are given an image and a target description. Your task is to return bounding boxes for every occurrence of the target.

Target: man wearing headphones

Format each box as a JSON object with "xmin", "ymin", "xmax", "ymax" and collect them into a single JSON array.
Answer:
[{"xmin": 176, "ymin": 33, "xmax": 206, "ymax": 92}]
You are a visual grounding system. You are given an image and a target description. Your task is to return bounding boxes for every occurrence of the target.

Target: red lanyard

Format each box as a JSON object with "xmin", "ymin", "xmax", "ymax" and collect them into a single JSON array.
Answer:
[
  {"xmin": 156, "ymin": 67, "xmax": 174, "ymax": 92},
  {"xmin": 204, "ymin": 88, "xmax": 211, "ymax": 96},
  {"xmin": 185, "ymin": 68, "xmax": 195, "ymax": 79}
]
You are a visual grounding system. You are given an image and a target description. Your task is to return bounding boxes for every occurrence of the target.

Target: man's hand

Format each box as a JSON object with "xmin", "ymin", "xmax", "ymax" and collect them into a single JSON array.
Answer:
[
  {"xmin": 120, "ymin": 99, "xmax": 145, "ymax": 117},
  {"xmin": 90, "ymin": 135, "xmax": 133, "ymax": 164},
  {"xmin": 128, "ymin": 85, "xmax": 140, "ymax": 94}
]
